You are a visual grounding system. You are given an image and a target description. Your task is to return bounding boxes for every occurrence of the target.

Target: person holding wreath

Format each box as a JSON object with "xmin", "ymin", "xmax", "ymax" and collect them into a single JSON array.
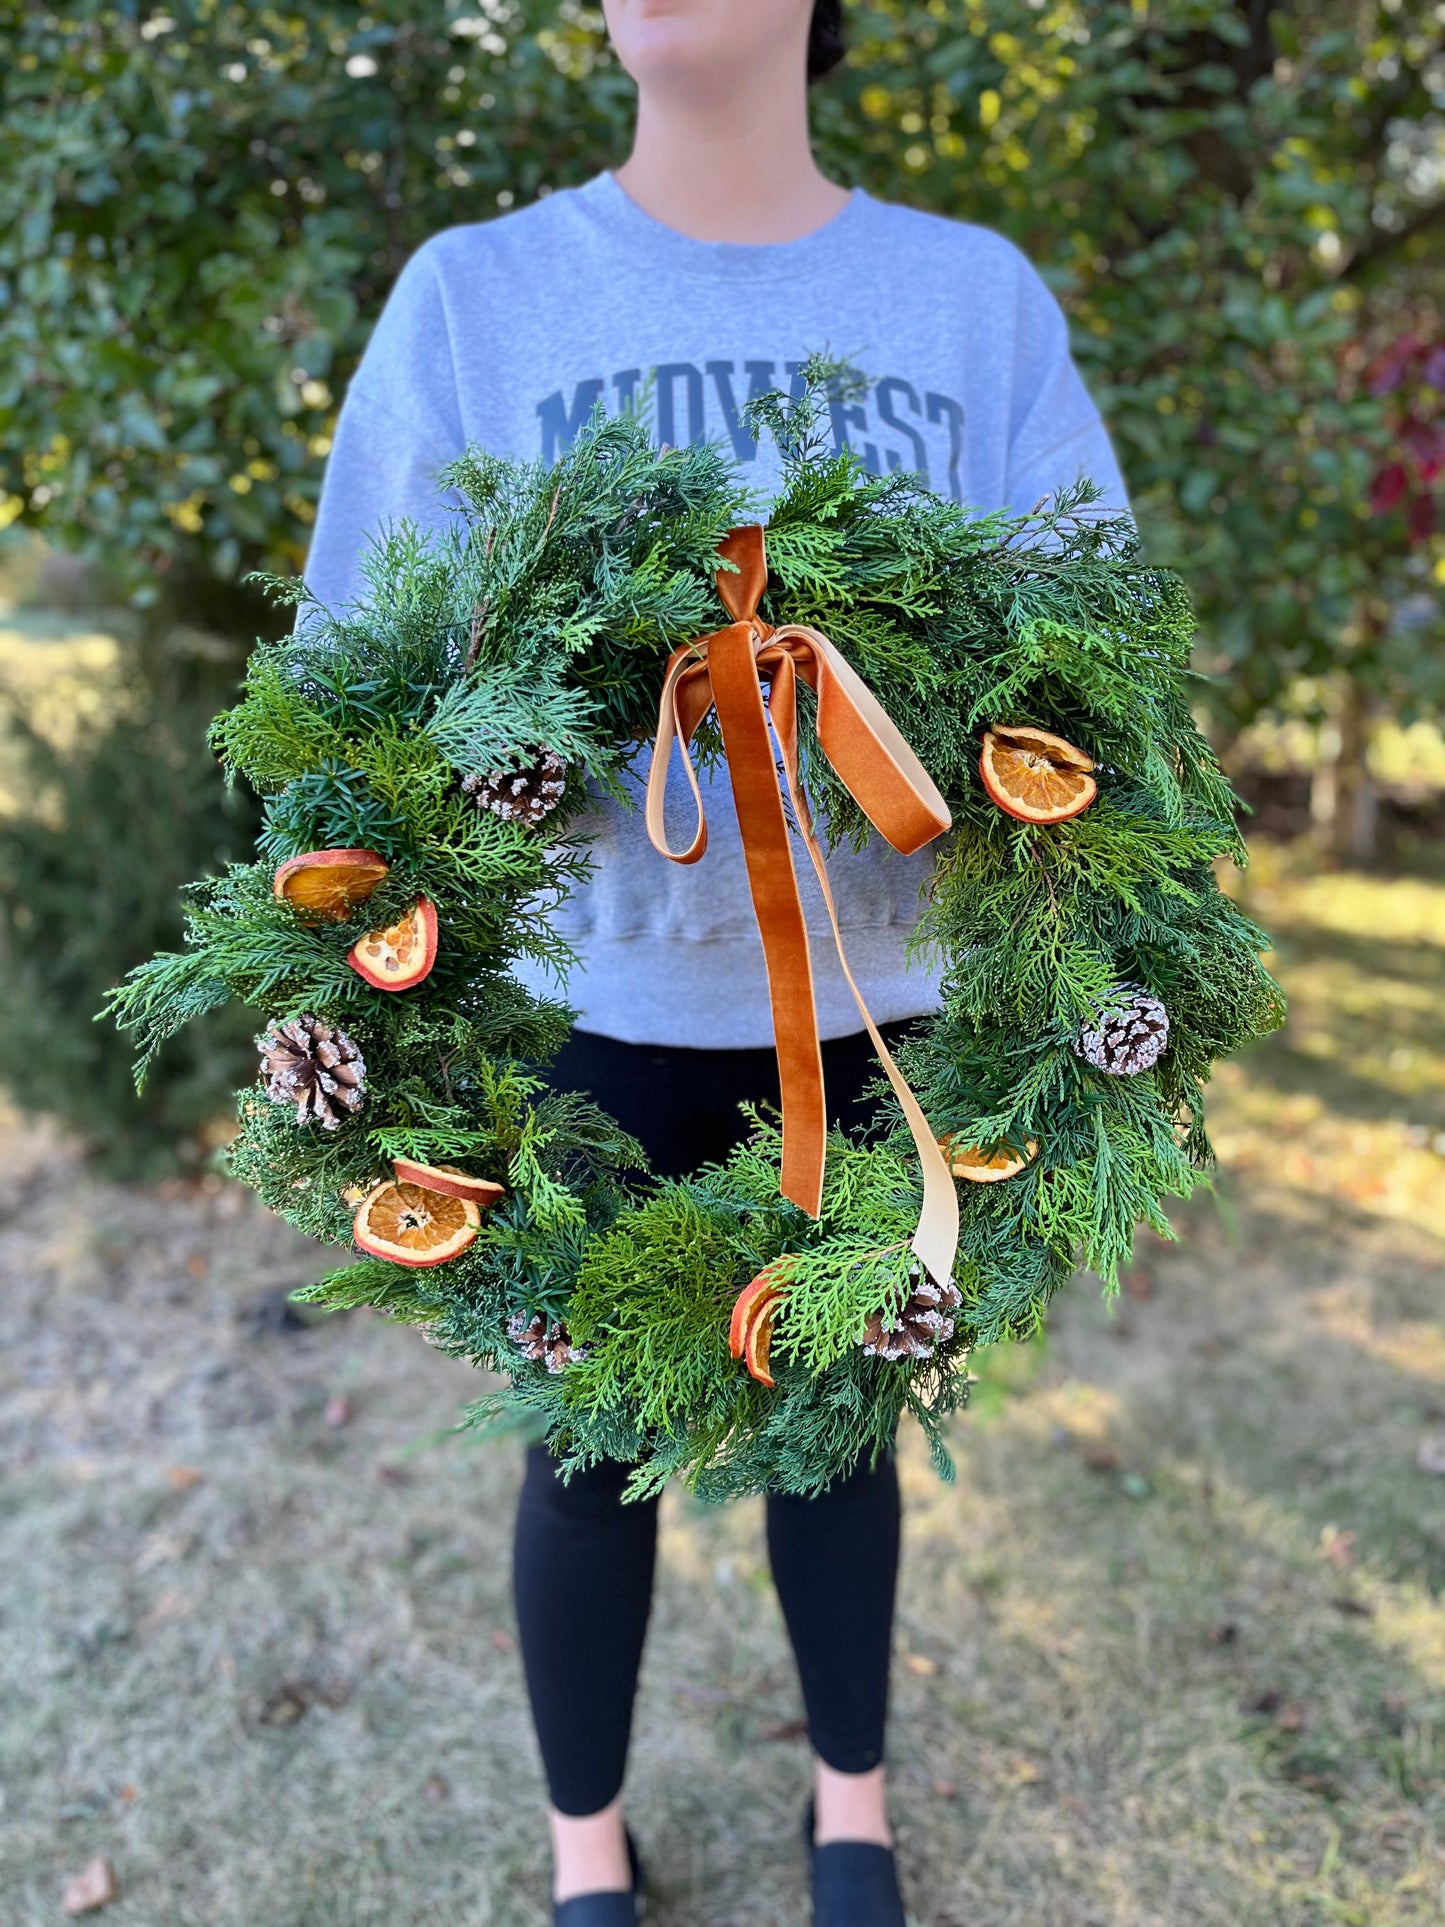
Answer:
[{"xmin": 305, "ymin": 3, "xmax": 1127, "ymax": 1921}]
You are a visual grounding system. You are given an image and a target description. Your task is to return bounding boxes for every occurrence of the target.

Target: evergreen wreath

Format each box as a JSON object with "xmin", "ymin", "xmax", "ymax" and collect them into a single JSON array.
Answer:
[{"xmin": 110, "ymin": 363, "xmax": 1283, "ymax": 1501}]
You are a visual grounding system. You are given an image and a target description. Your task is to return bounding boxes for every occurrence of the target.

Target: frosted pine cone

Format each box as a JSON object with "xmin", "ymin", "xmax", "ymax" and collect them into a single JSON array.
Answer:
[
  {"xmin": 258, "ymin": 1013, "xmax": 365, "ymax": 1129},
  {"xmin": 861, "ymin": 1267, "xmax": 963, "ymax": 1363},
  {"xmin": 507, "ymin": 1311, "xmax": 586, "ymax": 1374},
  {"xmin": 1073, "ymin": 985, "xmax": 1170, "ymax": 1076},
  {"xmin": 462, "ymin": 748, "xmax": 567, "ymax": 827}
]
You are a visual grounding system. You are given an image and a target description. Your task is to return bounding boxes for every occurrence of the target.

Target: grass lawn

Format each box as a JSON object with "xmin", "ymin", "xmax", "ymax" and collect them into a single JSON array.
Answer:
[{"xmin": 0, "ymin": 845, "xmax": 1441, "ymax": 1925}]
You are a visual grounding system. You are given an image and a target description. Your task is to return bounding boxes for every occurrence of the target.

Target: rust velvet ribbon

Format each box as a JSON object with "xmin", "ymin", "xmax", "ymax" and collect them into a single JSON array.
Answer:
[{"xmin": 644, "ymin": 525, "xmax": 961, "ymax": 1288}]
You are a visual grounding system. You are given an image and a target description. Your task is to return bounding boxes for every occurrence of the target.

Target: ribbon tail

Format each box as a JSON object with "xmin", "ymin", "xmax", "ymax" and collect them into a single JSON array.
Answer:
[
  {"xmin": 706, "ymin": 624, "xmax": 827, "ymax": 1218},
  {"xmin": 798, "ymin": 804, "xmax": 960, "ymax": 1285},
  {"xmin": 769, "ymin": 658, "xmax": 961, "ymax": 1287}
]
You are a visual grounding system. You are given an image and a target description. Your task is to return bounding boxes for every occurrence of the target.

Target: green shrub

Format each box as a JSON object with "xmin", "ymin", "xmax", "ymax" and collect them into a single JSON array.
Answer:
[{"xmin": 0, "ymin": 615, "xmax": 260, "ymax": 1173}]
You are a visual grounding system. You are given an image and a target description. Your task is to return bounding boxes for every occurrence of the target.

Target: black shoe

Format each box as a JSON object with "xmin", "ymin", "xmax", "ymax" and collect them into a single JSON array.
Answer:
[
  {"xmin": 804, "ymin": 1802, "xmax": 906, "ymax": 1927},
  {"xmin": 553, "ymin": 1828, "xmax": 645, "ymax": 1926}
]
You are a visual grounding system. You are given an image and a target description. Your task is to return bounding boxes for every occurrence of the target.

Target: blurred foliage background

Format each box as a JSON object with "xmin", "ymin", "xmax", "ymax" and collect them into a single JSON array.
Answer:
[{"xmin": 1, "ymin": 0, "xmax": 1443, "ymax": 1166}]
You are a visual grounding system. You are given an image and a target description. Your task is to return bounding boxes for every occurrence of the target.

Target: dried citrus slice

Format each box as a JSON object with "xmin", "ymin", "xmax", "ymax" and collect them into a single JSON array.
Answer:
[
  {"xmin": 729, "ymin": 1270, "xmax": 787, "ymax": 1388},
  {"xmin": 352, "ymin": 1178, "xmax": 480, "ymax": 1267},
  {"xmin": 741, "ymin": 1296, "xmax": 780, "ymax": 1388},
  {"xmin": 391, "ymin": 1158, "xmax": 505, "ymax": 1211},
  {"xmin": 980, "ymin": 726, "xmax": 1096, "ymax": 824},
  {"xmin": 272, "ymin": 848, "xmax": 389, "ymax": 923},
  {"xmin": 347, "ymin": 898, "xmax": 438, "ymax": 991},
  {"xmin": 942, "ymin": 1137, "xmax": 1040, "ymax": 1183}
]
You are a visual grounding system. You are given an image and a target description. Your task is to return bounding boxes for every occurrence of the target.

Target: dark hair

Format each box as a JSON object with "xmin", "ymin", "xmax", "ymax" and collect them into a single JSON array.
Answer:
[{"xmin": 808, "ymin": 0, "xmax": 846, "ymax": 83}]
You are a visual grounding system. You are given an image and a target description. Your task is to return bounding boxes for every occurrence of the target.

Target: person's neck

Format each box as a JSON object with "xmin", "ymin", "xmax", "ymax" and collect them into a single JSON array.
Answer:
[{"xmin": 613, "ymin": 89, "xmax": 850, "ymax": 244}]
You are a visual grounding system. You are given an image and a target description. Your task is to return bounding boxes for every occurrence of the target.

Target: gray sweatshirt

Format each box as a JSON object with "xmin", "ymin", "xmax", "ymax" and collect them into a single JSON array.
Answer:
[{"xmin": 305, "ymin": 172, "xmax": 1128, "ymax": 1048}]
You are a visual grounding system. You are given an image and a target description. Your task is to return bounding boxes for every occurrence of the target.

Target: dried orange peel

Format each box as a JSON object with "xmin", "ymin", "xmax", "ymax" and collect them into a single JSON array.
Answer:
[
  {"xmin": 348, "ymin": 898, "xmax": 438, "ymax": 991},
  {"xmin": 979, "ymin": 725, "xmax": 1096, "ymax": 824},
  {"xmin": 352, "ymin": 1177, "xmax": 480, "ymax": 1267},
  {"xmin": 941, "ymin": 1137, "xmax": 1040, "ymax": 1183},
  {"xmin": 728, "ymin": 1269, "xmax": 789, "ymax": 1389},
  {"xmin": 391, "ymin": 1158, "xmax": 505, "ymax": 1210},
  {"xmin": 272, "ymin": 847, "xmax": 390, "ymax": 923}
]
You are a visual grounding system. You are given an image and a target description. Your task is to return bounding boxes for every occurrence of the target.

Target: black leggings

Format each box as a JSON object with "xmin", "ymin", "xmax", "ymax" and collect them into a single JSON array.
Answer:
[{"xmin": 512, "ymin": 1024, "xmax": 908, "ymax": 1816}]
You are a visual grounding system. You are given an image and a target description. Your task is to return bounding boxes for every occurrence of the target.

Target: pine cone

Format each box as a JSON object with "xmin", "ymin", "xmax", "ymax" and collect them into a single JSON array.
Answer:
[
  {"xmin": 462, "ymin": 748, "xmax": 568, "ymax": 827},
  {"xmin": 258, "ymin": 1013, "xmax": 366, "ymax": 1129},
  {"xmin": 507, "ymin": 1311, "xmax": 586, "ymax": 1374},
  {"xmin": 1073, "ymin": 984, "xmax": 1170, "ymax": 1076},
  {"xmin": 861, "ymin": 1267, "xmax": 963, "ymax": 1363}
]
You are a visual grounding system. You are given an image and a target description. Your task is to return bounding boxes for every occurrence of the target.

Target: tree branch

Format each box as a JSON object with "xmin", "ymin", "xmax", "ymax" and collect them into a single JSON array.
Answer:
[{"xmin": 1343, "ymin": 195, "xmax": 1445, "ymax": 280}]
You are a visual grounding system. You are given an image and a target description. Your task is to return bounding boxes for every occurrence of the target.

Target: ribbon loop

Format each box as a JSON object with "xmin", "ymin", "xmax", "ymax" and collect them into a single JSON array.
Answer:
[{"xmin": 644, "ymin": 525, "xmax": 960, "ymax": 1287}]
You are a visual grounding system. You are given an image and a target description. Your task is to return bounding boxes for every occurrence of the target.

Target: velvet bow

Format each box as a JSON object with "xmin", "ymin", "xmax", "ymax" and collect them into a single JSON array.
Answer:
[{"xmin": 644, "ymin": 525, "xmax": 960, "ymax": 1288}]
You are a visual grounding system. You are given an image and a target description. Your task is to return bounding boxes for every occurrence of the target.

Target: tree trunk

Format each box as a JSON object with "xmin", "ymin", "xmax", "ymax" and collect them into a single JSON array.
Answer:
[{"xmin": 1330, "ymin": 682, "xmax": 1379, "ymax": 865}]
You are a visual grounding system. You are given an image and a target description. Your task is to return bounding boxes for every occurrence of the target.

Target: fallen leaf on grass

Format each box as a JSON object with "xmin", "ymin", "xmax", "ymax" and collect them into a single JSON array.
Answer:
[
  {"xmin": 62, "ymin": 1858, "xmax": 116, "ymax": 1915},
  {"xmin": 376, "ymin": 1463, "xmax": 414, "ymax": 1486},
  {"xmin": 761, "ymin": 1718, "xmax": 808, "ymax": 1742},
  {"xmin": 1081, "ymin": 1446, "xmax": 1122, "ymax": 1473},
  {"xmin": 259, "ymin": 1684, "xmax": 309, "ymax": 1727},
  {"xmin": 165, "ymin": 1466, "xmax": 203, "ymax": 1490},
  {"xmin": 324, "ymin": 1396, "xmax": 353, "ymax": 1428},
  {"xmin": 257, "ymin": 1674, "xmax": 351, "ymax": 1726},
  {"xmin": 1281, "ymin": 1754, "xmax": 1341, "ymax": 1796},
  {"xmin": 903, "ymin": 1652, "xmax": 939, "ymax": 1677},
  {"xmin": 1320, "ymin": 1526, "xmax": 1355, "ymax": 1570},
  {"xmin": 1245, "ymin": 1688, "xmax": 1310, "ymax": 1732}
]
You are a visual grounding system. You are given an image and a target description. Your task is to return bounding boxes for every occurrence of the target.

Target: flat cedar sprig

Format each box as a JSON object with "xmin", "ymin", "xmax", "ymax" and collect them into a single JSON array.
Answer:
[{"xmin": 107, "ymin": 357, "xmax": 1283, "ymax": 1500}]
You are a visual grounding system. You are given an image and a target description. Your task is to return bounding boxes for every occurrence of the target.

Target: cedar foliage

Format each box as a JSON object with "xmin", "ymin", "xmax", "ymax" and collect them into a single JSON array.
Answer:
[{"xmin": 108, "ymin": 365, "xmax": 1283, "ymax": 1498}]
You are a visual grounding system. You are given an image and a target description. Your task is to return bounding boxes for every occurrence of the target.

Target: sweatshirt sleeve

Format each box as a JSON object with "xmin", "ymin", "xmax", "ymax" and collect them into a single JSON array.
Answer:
[
  {"xmin": 1004, "ymin": 260, "xmax": 1130, "ymax": 520},
  {"xmin": 303, "ymin": 242, "xmax": 468, "ymax": 609}
]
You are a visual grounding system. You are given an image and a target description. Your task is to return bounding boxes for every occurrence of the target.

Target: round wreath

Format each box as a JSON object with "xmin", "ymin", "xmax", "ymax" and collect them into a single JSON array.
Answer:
[{"xmin": 113, "ymin": 365, "xmax": 1283, "ymax": 1501}]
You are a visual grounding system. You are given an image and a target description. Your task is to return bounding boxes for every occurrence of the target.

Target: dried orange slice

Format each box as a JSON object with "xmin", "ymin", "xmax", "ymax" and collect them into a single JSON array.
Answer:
[
  {"xmin": 942, "ymin": 1137, "xmax": 1039, "ymax": 1183},
  {"xmin": 980, "ymin": 726, "xmax": 1096, "ymax": 824},
  {"xmin": 728, "ymin": 1269, "xmax": 788, "ymax": 1389},
  {"xmin": 352, "ymin": 1178, "xmax": 480, "ymax": 1267},
  {"xmin": 347, "ymin": 898, "xmax": 438, "ymax": 991},
  {"xmin": 391, "ymin": 1158, "xmax": 505, "ymax": 1211},
  {"xmin": 273, "ymin": 848, "xmax": 389, "ymax": 923}
]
